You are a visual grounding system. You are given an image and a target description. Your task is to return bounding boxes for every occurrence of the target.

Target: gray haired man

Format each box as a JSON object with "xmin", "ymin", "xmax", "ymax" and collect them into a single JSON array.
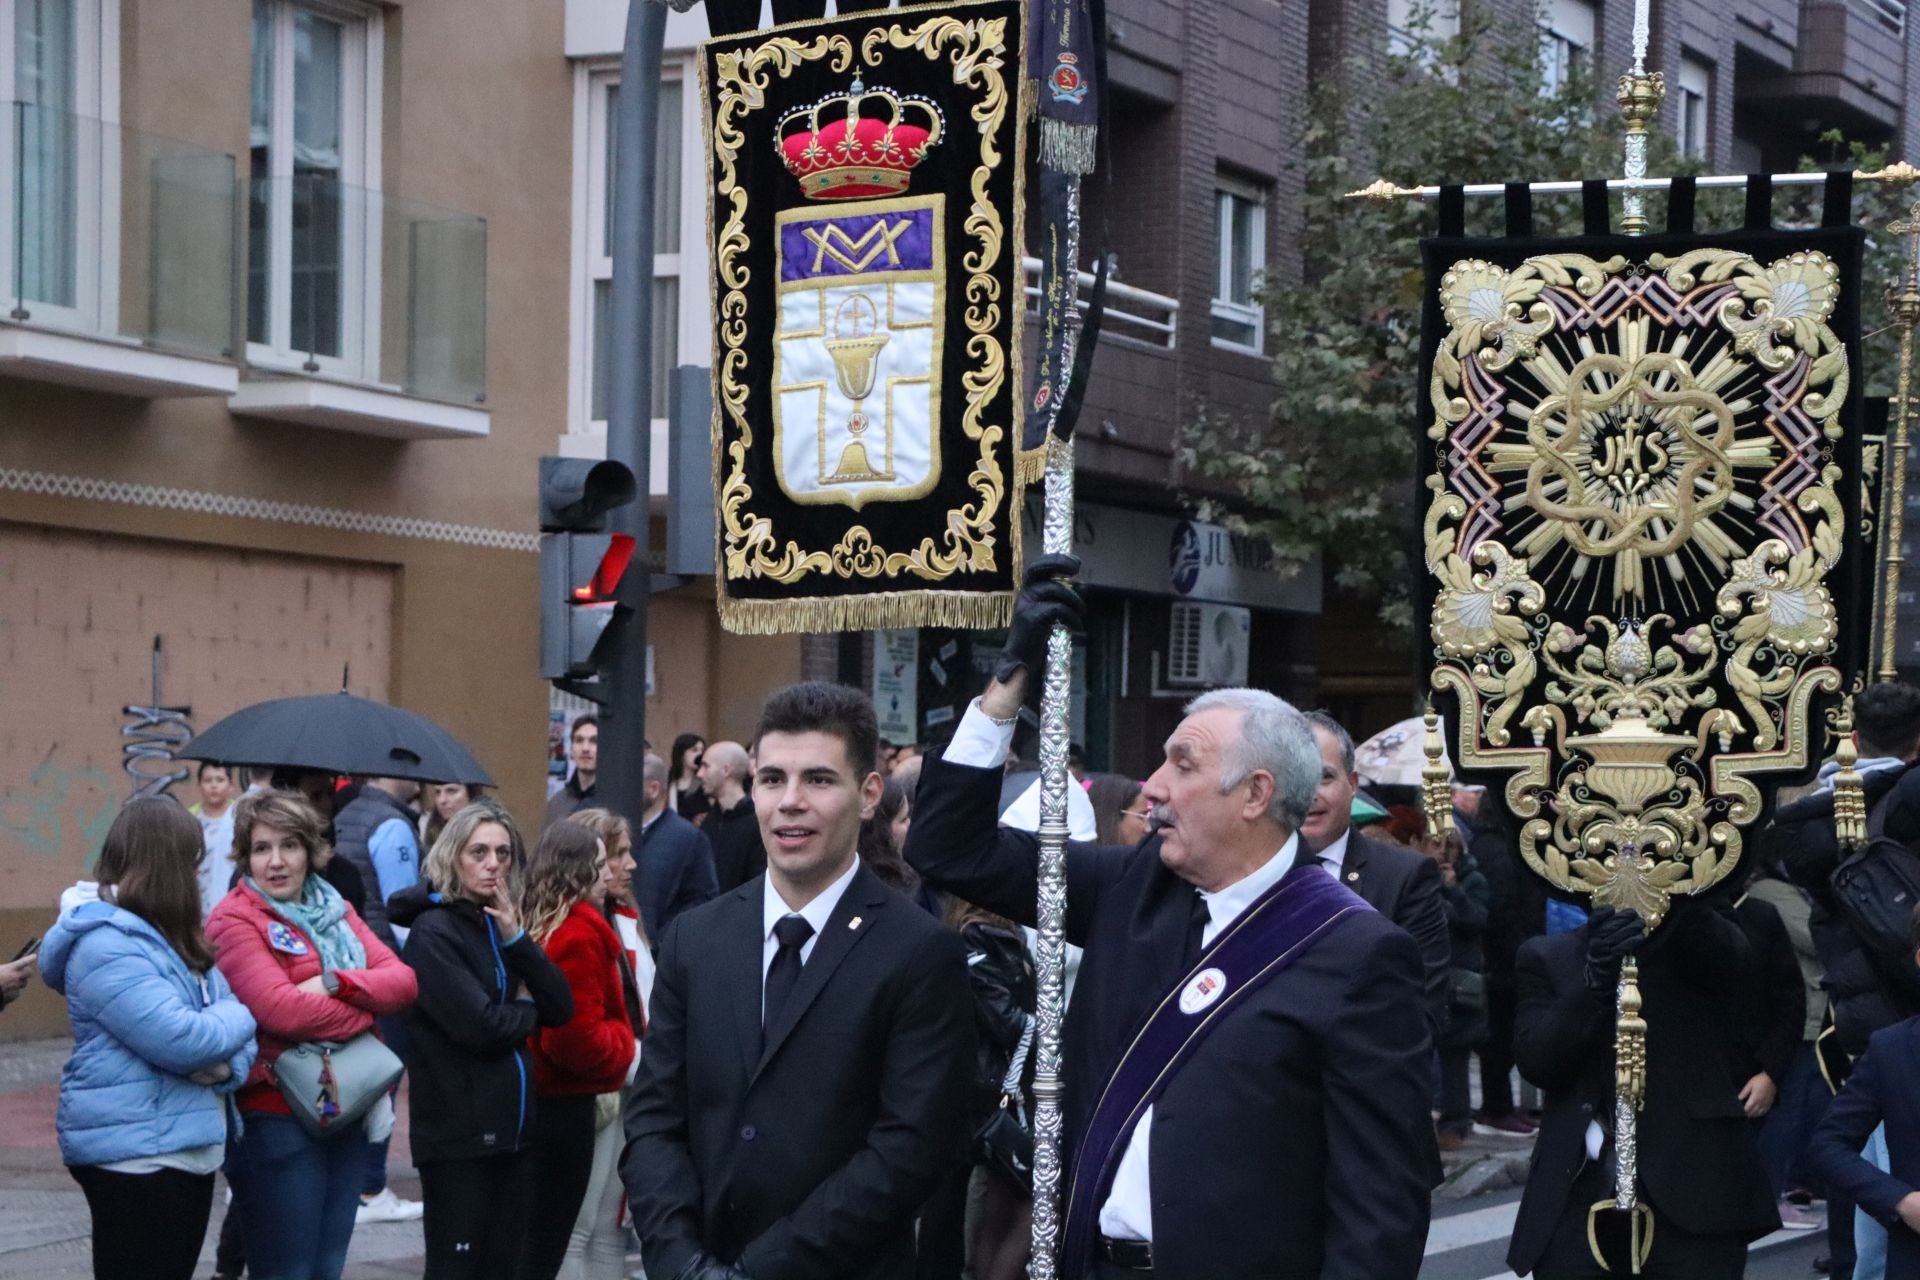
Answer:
[{"xmin": 905, "ymin": 556, "xmax": 1437, "ymax": 1280}]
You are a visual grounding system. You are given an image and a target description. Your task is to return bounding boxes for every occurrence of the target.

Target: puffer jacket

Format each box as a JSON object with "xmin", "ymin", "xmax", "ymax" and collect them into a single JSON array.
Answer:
[
  {"xmin": 528, "ymin": 900, "xmax": 635, "ymax": 1097},
  {"xmin": 389, "ymin": 883, "xmax": 574, "ymax": 1162},
  {"xmin": 206, "ymin": 879, "xmax": 417, "ymax": 1116},
  {"xmin": 40, "ymin": 901, "xmax": 257, "ymax": 1168}
]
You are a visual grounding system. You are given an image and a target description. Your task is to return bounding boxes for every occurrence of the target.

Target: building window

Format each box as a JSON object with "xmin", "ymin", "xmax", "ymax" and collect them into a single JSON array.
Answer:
[
  {"xmin": 1211, "ymin": 182, "xmax": 1266, "ymax": 354},
  {"xmin": 579, "ymin": 70, "xmax": 683, "ymax": 430},
  {"xmin": 1677, "ymin": 55, "xmax": 1711, "ymax": 161},
  {"xmin": 1, "ymin": 0, "xmax": 115, "ymax": 326},
  {"xmin": 1538, "ymin": 0, "xmax": 1594, "ymax": 96},
  {"xmin": 247, "ymin": 0, "xmax": 380, "ymax": 372},
  {"xmin": 1386, "ymin": 0, "xmax": 1460, "ymax": 58}
]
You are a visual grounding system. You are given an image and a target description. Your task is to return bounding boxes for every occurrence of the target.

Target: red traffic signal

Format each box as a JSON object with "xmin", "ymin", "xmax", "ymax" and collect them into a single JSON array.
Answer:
[{"xmin": 572, "ymin": 534, "xmax": 636, "ymax": 603}]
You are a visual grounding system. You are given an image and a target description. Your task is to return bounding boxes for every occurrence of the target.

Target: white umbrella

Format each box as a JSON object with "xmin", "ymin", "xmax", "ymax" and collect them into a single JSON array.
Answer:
[{"xmin": 1352, "ymin": 716, "xmax": 1452, "ymax": 788}]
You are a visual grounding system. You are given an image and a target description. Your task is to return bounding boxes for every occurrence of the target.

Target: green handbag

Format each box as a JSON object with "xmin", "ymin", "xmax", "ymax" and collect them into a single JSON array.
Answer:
[{"xmin": 271, "ymin": 1031, "xmax": 404, "ymax": 1139}]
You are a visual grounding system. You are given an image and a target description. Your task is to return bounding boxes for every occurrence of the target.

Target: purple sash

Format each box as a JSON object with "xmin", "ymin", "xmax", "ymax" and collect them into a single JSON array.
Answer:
[{"xmin": 1058, "ymin": 863, "xmax": 1369, "ymax": 1279}]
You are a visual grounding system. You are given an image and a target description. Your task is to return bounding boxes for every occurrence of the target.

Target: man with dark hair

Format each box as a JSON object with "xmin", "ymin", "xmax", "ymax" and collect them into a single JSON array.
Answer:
[
  {"xmin": 545, "ymin": 714, "xmax": 601, "ymax": 831},
  {"xmin": 1299, "ymin": 710, "xmax": 1451, "ymax": 1041},
  {"xmin": 634, "ymin": 752, "xmax": 720, "ymax": 939},
  {"xmin": 624, "ymin": 681, "xmax": 974, "ymax": 1280}
]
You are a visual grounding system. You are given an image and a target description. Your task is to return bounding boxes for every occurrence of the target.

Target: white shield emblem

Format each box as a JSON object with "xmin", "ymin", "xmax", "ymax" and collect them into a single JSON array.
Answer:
[{"xmin": 774, "ymin": 194, "xmax": 946, "ymax": 510}]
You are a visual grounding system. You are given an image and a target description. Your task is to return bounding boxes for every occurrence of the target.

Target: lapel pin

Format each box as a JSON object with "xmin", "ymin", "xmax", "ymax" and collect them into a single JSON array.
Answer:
[
  {"xmin": 1346, "ymin": 871, "xmax": 1360, "ymax": 884},
  {"xmin": 849, "ymin": 916, "xmax": 863, "ymax": 930}
]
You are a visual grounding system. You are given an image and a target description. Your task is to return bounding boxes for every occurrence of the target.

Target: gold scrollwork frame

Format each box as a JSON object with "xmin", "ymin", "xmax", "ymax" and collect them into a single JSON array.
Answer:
[{"xmin": 704, "ymin": 8, "xmax": 1026, "ymax": 634}]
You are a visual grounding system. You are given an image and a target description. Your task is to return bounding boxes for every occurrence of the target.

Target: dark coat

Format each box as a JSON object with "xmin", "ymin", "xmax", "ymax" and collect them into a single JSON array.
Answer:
[
  {"xmin": 960, "ymin": 921, "xmax": 1034, "ymax": 1119},
  {"xmin": 330, "ymin": 786, "xmax": 417, "ymax": 945},
  {"xmin": 1339, "ymin": 831, "xmax": 1453, "ymax": 1039},
  {"xmin": 622, "ymin": 863, "xmax": 975, "ymax": 1280},
  {"xmin": 1807, "ymin": 1016, "xmax": 1920, "ymax": 1279},
  {"xmin": 707, "ymin": 796, "xmax": 766, "ymax": 895},
  {"xmin": 543, "ymin": 773, "xmax": 598, "ymax": 834},
  {"xmin": 1506, "ymin": 913, "xmax": 1779, "ymax": 1275},
  {"xmin": 1733, "ymin": 893, "xmax": 1806, "ymax": 1087},
  {"xmin": 1439, "ymin": 850, "xmax": 1491, "ymax": 1052},
  {"xmin": 635, "ymin": 808, "xmax": 720, "ymax": 942},
  {"xmin": 1768, "ymin": 768, "xmax": 1920, "ymax": 1056},
  {"xmin": 388, "ymin": 884, "xmax": 574, "ymax": 1163},
  {"xmin": 905, "ymin": 752, "xmax": 1438, "ymax": 1280}
]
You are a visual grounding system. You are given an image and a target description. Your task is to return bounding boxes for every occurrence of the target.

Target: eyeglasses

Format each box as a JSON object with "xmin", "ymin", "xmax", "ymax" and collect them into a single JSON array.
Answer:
[{"xmin": 1121, "ymin": 807, "xmax": 1153, "ymax": 822}]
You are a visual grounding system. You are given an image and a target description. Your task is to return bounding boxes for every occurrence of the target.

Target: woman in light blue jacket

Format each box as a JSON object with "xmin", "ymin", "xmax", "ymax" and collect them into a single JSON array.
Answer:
[{"xmin": 42, "ymin": 797, "xmax": 258, "ymax": 1280}]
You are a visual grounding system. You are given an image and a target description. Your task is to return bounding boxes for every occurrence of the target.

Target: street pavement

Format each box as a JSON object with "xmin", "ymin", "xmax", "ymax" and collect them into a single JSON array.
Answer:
[{"xmin": 0, "ymin": 1037, "xmax": 1830, "ymax": 1280}]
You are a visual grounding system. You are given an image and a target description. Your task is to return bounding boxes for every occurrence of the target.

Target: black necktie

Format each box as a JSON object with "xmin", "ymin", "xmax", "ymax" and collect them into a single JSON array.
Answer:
[
  {"xmin": 1182, "ymin": 891, "xmax": 1210, "ymax": 968},
  {"xmin": 764, "ymin": 914, "xmax": 815, "ymax": 1030}
]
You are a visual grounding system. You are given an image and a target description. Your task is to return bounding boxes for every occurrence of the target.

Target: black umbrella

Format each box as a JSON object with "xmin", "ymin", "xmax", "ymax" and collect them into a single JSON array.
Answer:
[{"xmin": 181, "ymin": 691, "xmax": 494, "ymax": 787}]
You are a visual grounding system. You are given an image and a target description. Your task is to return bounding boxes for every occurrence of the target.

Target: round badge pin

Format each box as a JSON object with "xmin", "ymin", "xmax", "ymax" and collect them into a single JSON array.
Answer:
[{"xmin": 1179, "ymin": 967, "xmax": 1229, "ymax": 1016}]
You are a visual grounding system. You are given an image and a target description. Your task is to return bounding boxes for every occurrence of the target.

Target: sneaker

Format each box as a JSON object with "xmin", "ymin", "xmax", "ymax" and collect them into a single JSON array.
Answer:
[
  {"xmin": 1472, "ymin": 1113, "xmax": 1538, "ymax": 1137},
  {"xmin": 1776, "ymin": 1199, "xmax": 1825, "ymax": 1231},
  {"xmin": 356, "ymin": 1188, "xmax": 424, "ymax": 1224}
]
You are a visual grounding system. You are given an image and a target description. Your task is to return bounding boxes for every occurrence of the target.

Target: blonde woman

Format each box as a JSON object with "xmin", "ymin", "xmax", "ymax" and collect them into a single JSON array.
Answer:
[
  {"xmin": 388, "ymin": 802, "xmax": 573, "ymax": 1280},
  {"xmin": 558, "ymin": 809, "xmax": 649, "ymax": 1280},
  {"xmin": 515, "ymin": 822, "xmax": 636, "ymax": 1280}
]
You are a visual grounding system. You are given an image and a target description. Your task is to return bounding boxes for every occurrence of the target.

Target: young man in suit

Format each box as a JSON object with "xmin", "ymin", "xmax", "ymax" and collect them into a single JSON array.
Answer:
[
  {"xmin": 905, "ymin": 558, "xmax": 1437, "ymax": 1280},
  {"xmin": 635, "ymin": 752, "xmax": 720, "ymax": 941},
  {"xmin": 623, "ymin": 682, "xmax": 975, "ymax": 1280},
  {"xmin": 1808, "ymin": 903, "xmax": 1920, "ymax": 1280},
  {"xmin": 1299, "ymin": 712, "xmax": 1452, "ymax": 1038},
  {"xmin": 1507, "ymin": 902, "xmax": 1779, "ymax": 1278}
]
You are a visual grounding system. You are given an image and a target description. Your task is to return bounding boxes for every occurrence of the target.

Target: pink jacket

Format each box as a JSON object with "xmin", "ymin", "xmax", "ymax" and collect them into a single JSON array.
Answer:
[{"xmin": 207, "ymin": 881, "xmax": 417, "ymax": 1113}]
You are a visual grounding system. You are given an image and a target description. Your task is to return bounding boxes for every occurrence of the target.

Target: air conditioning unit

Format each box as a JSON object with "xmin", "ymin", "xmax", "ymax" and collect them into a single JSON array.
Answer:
[{"xmin": 1167, "ymin": 602, "xmax": 1250, "ymax": 686}]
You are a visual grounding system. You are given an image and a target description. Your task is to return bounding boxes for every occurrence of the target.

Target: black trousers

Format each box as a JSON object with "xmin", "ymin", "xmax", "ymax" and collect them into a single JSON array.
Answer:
[
  {"xmin": 420, "ymin": 1152, "xmax": 530, "ymax": 1280},
  {"xmin": 70, "ymin": 1163, "xmax": 215, "ymax": 1280},
  {"xmin": 1534, "ymin": 1161, "xmax": 1748, "ymax": 1280},
  {"xmin": 515, "ymin": 1094, "xmax": 598, "ymax": 1280}
]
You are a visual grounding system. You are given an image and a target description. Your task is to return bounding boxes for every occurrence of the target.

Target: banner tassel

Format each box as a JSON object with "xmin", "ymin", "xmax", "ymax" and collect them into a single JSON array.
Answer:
[{"xmin": 1039, "ymin": 119, "xmax": 1097, "ymax": 176}]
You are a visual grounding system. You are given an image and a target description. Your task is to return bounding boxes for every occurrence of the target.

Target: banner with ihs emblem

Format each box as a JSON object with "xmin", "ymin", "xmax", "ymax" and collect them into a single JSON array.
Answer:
[
  {"xmin": 1417, "ymin": 211, "xmax": 1870, "ymax": 925},
  {"xmin": 700, "ymin": 1, "xmax": 1026, "ymax": 634}
]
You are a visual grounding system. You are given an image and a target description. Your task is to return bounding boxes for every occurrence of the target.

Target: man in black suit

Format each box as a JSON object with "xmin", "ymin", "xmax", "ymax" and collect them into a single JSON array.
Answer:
[
  {"xmin": 904, "ymin": 559, "xmax": 1436, "ymax": 1280},
  {"xmin": 1508, "ymin": 903, "xmax": 1779, "ymax": 1278},
  {"xmin": 1300, "ymin": 712, "xmax": 1452, "ymax": 1037},
  {"xmin": 623, "ymin": 683, "xmax": 975, "ymax": 1280},
  {"xmin": 635, "ymin": 752, "xmax": 720, "ymax": 941},
  {"xmin": 702, "ymin": 741, "xmax": 767, "ymax": 893}
]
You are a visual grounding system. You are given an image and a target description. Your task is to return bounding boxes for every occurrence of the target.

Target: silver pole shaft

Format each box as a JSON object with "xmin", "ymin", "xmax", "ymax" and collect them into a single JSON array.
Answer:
[
  {"xmin": 1028, "ymin": 176, "xmax": 1085, "ymax": 1280},
  {"xmin": 1375, "ymin": 171, "xmax": 1832, "ymax": 200}
]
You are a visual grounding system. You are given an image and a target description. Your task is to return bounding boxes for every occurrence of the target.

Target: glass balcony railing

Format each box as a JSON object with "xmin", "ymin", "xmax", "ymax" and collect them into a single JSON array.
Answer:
[
  {"xmin": 5, "ymin": 101, "xmax": 238, "ymax": 359},
  {"xmin": 245, "ymin": 174, "xmax": 487, "ymax": 405}
]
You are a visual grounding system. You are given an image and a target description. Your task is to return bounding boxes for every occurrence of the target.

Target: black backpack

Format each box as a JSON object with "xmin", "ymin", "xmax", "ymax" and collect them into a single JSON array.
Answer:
[{"xmin": 1830, "ymin": 783, "xmax": 1920, "ymax": 1003}]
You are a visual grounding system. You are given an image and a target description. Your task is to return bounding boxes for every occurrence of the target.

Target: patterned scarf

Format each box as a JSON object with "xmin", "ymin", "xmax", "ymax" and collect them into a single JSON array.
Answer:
[{"xmin": 248, "ymin": 874, "xmax": 366, "ymax": 973}]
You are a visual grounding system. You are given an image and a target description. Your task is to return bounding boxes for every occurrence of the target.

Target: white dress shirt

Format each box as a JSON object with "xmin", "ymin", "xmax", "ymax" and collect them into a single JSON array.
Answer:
[
  {"xmin": 1315, "ymin": 828, "xmax": 1351, "ymax": 878},
  {"xmin": 760, "ymin": 855, "xmax": 860, "ymax": 1016},
  {"xmin": 948, "ymin": 698, "xmax": 1301, "ymax": 1244}
]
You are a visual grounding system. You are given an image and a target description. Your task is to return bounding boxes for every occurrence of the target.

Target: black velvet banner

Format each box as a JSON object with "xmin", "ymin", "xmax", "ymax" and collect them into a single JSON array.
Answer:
[
  {"xmin": 1415, "ymin": 214, "xmax": 1869, "ymax": 914},
  {"xmin": 700, "ymin": 1, "xmax": 1027, "ymax": 634}
]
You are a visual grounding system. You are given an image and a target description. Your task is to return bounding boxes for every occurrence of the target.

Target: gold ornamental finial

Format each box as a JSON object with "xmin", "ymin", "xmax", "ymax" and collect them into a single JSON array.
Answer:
[
  {"xmin": 1422, "ymin": 706, "xmax": 1454, "ymax": 838},
  {"xmin": 1857, "ymin": 161, "xmax": 1920, "ymax": 189},
  {"xmin": 1834, "ymin": 704, "xmax": 1867, "ymax": 852},
  {"xmin": 1346, "ymin": 178, "xmax": 1420, "ymax": 203}
]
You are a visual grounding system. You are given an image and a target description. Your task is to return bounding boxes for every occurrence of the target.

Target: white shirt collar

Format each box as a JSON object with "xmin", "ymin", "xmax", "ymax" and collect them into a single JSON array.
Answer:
[
  {"xmin": 1198, "ymin": 832, "xmax": 1299, "ymax": 936},
  {"xmin": 762, "ymin": 855, "xmax": 861, "ymax": 943},
  {"xmin": 1316, "ymin": 828, "xmax": 1352, "ymax": 874}
]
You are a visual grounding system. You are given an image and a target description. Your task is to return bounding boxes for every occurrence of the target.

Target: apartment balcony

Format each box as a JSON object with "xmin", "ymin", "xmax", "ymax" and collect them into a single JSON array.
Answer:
[
  {"xmin": 232, "ymin": 175, "xmax": 489, "ymax": 440},
  {"xmin": 1738, "ymin": 0, "xmax": 1908, "ymax": 137},
  {"xmin": 1, "ymin": 103, "xmax": 240, "ymax": 398}
]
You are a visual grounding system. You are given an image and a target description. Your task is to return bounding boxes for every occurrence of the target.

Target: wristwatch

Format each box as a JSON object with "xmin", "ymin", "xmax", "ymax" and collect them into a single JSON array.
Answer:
[{"xmin": 321, "ymin": 971, "xmax": 341, "ymax": 996}]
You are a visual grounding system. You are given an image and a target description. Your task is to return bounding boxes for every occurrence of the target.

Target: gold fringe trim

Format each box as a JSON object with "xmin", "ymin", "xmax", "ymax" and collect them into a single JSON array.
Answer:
[
  {"xmin": 1015, "ymin": 444, "xmax": 1048, "ymax": 487},
  {"xmin": 718, "ymin": 589, "xmax": 1015, "ymax": 636}
]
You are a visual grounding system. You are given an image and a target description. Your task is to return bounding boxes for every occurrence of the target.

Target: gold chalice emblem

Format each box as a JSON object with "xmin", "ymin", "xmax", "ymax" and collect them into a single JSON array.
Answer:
[{"xmin": 823, "ymin": 293, "xmax": 893, "ymax": 484}]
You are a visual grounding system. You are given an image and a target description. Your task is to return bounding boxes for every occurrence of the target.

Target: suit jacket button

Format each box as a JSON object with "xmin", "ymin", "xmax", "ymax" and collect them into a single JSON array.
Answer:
[{"xmin": 741, "ymin": 1125, "xmax": 757, "ymax": 1141}]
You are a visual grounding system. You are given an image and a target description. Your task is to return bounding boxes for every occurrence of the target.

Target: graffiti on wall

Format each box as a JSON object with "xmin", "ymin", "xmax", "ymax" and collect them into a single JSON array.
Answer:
[{"xmin": 121, "ymin": 636, "xmax": 194, "ymax": 801}]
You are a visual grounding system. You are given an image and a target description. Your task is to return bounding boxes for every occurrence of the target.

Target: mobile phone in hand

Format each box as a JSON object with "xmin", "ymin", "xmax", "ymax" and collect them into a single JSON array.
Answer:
[{"xmin": 10, "ymin": 936, "xmax": 40, "ymax": 963}]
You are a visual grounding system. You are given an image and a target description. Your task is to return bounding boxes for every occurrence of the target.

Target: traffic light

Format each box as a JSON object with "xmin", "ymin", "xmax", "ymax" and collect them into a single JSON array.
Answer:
[{"xmin": 538, "ymin": 458, "xmax": 638, "ymax": 691}]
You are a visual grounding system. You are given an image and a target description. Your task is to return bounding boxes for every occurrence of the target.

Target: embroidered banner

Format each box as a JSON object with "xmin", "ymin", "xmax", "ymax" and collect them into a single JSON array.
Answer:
[
  {"xmin": 701, "ymin": 1, "xmax": 1027, "ymax": 634},
  {"xmin": 1417, "ymin": 215, "xmax": 1869, "ymax": 921}
]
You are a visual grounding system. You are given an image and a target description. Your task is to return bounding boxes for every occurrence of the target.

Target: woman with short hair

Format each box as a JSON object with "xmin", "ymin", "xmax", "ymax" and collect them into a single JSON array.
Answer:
[
  {"xmin": 389, "ymin": 802, "xmax": 573, "ymax": 1280},
  {"xmin": 515, "ymin": 822, "xmax": 637, "ymax": 1280},
  {"xmin": 42, "ymin": 798, "xmax": 258, "ymax": 1280},
  {"xmin": 207, "ymin": 790, "xmax": 418, "ymax": 1280}
]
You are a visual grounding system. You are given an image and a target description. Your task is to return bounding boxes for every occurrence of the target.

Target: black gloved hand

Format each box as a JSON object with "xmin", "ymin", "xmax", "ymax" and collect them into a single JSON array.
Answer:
[
  {"xmin": 994, "ymin": 554, "xmax": 1085, "ymax": 683},
  {"xmin": 675, "ymin": 1255, "xmax": 752, "ymax": 1280},
  {"xmin": 1583, "ymin": 905, "xmax": 1645, "ymax": 990}
]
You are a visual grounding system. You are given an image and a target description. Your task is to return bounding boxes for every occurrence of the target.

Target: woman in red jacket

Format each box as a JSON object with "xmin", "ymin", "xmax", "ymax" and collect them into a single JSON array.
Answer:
[
  {"xmin": 514, "ymin": 821, "xmax": 636, "ymax": 1280},
  {"xmin": 207, "ymin": 790, "xmax": 418, "ymax": 1280}
]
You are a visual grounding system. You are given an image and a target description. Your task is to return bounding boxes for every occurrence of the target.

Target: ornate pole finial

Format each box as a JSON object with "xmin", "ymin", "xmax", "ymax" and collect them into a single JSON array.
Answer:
[
  {"xmin": 1834, "ymin": 703, "xmax": 1868, "ymax": 852},
  {"xmin": 1422, "ymin": 707, "xmax": 1454, "ymax": 838},
  {"xmin": 1346, "ymin": 178, "xmax": 1420, "ymax": 203},
  {"xmin": 1616, "ymin": 0, "xmax": 1664, "ymax": 237}
]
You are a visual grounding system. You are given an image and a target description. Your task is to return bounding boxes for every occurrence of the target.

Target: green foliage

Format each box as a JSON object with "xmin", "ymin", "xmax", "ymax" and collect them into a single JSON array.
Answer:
[{"xmin": 1176, "ymin": 12, "xmax": 1902, "ymax": 633}]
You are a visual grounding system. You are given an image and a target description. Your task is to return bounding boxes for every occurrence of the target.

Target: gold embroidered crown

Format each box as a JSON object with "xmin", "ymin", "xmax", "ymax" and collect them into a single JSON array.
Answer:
[{"xmin": 776, "ymin": 75, "xmax": 944, "ymax": 201}]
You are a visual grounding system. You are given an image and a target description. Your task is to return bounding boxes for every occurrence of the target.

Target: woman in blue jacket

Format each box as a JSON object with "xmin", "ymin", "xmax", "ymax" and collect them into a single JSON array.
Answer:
[{"xmin": 41, "ymin": 797, "xmax": 258, "ymax": 1280}]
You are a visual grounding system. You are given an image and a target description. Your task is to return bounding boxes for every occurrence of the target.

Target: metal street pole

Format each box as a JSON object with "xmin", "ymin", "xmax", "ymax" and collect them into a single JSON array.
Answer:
[{"xmin": 599, "ymin": 0, "xmax": 667, "ymax": 824}]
